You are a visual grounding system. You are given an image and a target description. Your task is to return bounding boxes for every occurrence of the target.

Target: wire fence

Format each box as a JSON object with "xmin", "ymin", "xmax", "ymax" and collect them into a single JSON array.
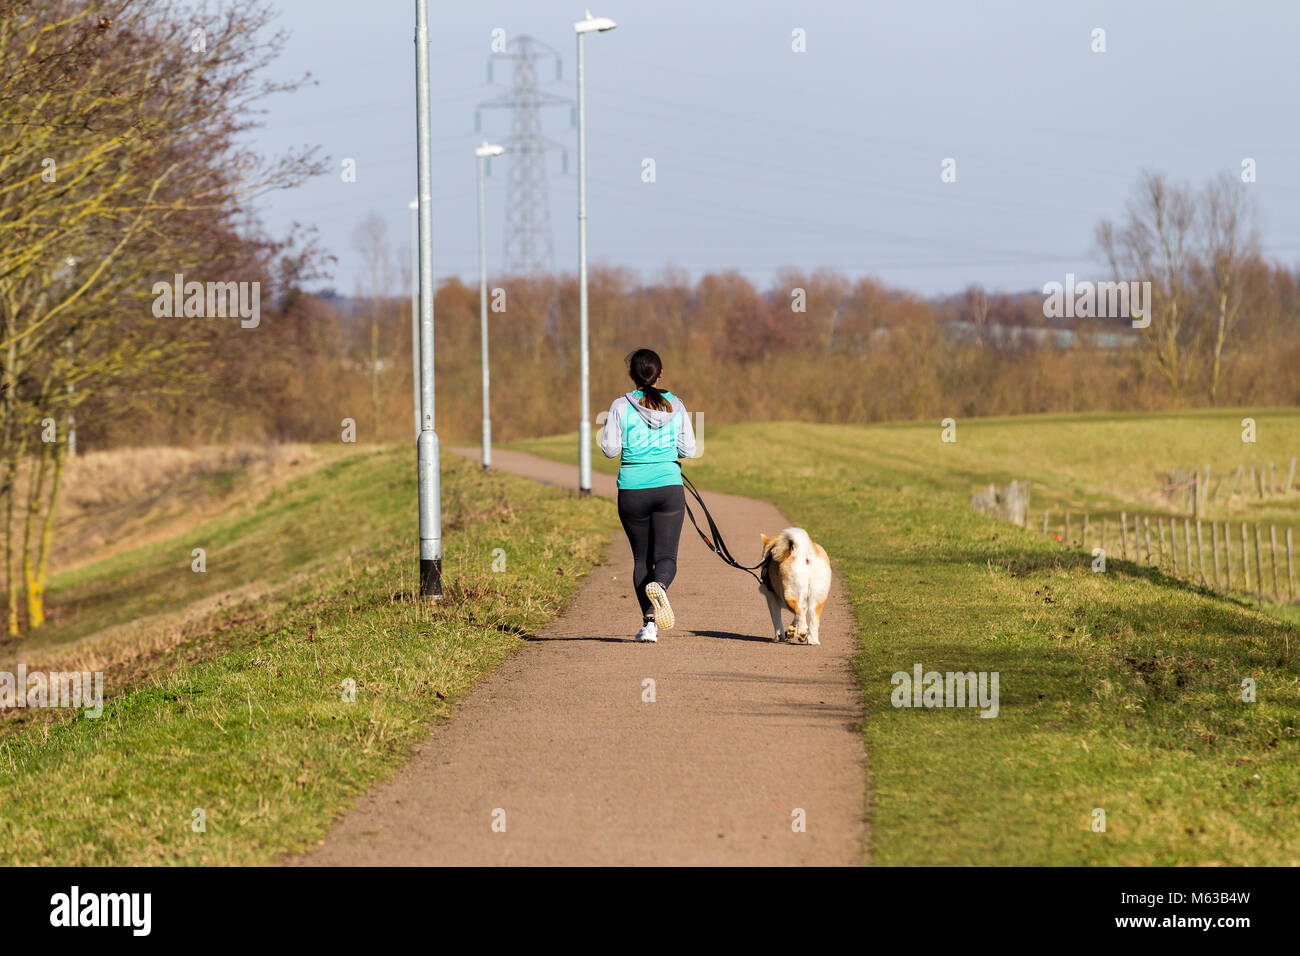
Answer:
[
  {"xmin": 1166, "ymin": 457, "xmax": 1298, "ymax": 516},
  {"xmin": 1037, "ymin": 509, "xmax": 1296, "ymax": 605},
  {"xmin": 970, "ymin": 477, "xmax": 1298, "ymax": 605}
]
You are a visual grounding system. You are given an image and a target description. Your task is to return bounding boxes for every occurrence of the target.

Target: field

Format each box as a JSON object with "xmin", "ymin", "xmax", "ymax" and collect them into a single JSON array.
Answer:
[
  {"xmin": 513, "ymin": 408, "xmax": 1300, "ymax": 864},
  {"xmin": 0, "ymin": 446, "xmax": 609, "ymax": 865},
  {"xmin": 4, "ymin": 408, "xmax": 1297, "ymax": 865}
]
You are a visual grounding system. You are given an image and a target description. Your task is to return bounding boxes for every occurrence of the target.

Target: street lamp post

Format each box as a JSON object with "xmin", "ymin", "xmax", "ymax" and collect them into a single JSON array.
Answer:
[
  {"xmin": 409, "ymin": 198, "xmax": 419, "ymax": 441},
  {"xmin": 574, "ymin": 9, "xmax": 616, "ymax": 497},
  {"xmin": 414, "ymin": 0, "xmax": 442, "ymax": 599},
  {"xmin": 475, "ymin": 141, "xmax": 504, "ymax": 472}
]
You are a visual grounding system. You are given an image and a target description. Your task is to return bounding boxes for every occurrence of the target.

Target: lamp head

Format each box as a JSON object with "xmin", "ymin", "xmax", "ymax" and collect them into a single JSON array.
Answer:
[{"xmin": 574, "ymin": 10, "xmax": 616, "ymax": 33}]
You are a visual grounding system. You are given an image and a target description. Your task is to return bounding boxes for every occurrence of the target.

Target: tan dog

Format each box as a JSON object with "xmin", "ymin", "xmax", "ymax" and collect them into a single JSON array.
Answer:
[{"xmin": 759, "ymin": 528, "xmax": 831, "ymax": 645}]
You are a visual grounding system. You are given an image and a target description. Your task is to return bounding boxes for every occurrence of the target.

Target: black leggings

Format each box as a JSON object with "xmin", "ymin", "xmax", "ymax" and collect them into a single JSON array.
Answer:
[{"xmin": 616, "ymin": 484, "xmax": 685, "ymax": 619}]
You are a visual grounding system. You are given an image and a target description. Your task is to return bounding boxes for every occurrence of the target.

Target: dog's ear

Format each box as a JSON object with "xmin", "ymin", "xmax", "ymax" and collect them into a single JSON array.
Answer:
[{"xmin": 760, "ymin": 533, "xmax": 770, "ymax": 547}]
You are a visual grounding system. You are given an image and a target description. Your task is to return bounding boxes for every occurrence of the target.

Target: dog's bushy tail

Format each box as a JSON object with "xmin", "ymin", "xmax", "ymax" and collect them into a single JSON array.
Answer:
[
  {"xmin": 765, "ymin": 528, "xmax": 811, "ymax": 563},
  {"xmin": 765, "ymin": 533, "xmax": 792, "ymax": 562}
]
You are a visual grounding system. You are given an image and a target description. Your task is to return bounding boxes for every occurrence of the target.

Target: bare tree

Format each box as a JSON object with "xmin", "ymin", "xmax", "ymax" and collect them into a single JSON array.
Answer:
[
  {"xmin": 963, "ymin": 284, "xmax": 990, "ymax": 345},
  {"xmin": 1097, "ymin": 171, "xmax": 1198, "ymax": 399},
  {"xmin": 0, "ymin": 0, "xmax": 323, "ymax": 631},
  {"xmin": 1198, "ymin": 172, "xmax": 1260, "ymax": 403}
]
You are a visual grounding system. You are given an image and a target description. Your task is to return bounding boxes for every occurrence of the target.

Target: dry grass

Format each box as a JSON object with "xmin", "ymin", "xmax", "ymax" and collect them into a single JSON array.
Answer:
[
  {"xmin": 28, "ymin": 443, "xmax": 348, "ymax": 574},
  {"xmin": 11, "ymin": 575, "xmax": 294, "ymax": 677}
]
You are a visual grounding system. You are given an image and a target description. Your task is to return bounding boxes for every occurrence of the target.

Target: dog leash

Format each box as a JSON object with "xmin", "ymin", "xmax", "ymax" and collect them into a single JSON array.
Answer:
[{"xmin": 678, "ymin": 467, "xmax": 768, "ymax": 586}]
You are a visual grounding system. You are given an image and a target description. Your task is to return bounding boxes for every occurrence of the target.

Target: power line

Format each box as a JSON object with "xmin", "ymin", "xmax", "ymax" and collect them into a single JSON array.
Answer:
[
  {"xmin": 584, "ymin": 84, "xmax": 1134, "ymax": 188},
  {"xmin": 607, "ymin": 51, "xmax": 1300, "ymax": 159},
  {"xmin": 583, "ymin": 139, "xmax": 1098, "ymax": 221},
  {"xmin": 582, "ymin": 178, "xmax": 1083, "ymax": 263}
]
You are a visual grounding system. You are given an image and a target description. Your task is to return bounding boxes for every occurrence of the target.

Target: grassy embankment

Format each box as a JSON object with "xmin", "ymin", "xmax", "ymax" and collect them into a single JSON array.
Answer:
[
  {"xmin": 0, "ymin": 445, "xmax": 609, "ymax": 865},
  {"xmin": 514, "ymin": 409, "xmax": 1300, "ymax": 864}
]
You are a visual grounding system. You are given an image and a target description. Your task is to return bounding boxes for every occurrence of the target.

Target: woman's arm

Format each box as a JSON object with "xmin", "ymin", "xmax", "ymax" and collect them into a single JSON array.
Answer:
[
  {"xmin": 676, "ymin": 401, "xmax": 697, "ymax": 459},
  {"xmin": 599, "ymin": 398, "xmax": 625, "ymax": 458}
]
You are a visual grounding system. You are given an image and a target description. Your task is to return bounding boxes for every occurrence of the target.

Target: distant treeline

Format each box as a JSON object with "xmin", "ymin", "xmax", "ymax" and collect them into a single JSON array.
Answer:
[
  {"xmin": 82, "ymin": 250, "xmax": 1300, "ymax": 450},
  {"xmin": 87, "ymin": 165, "xmax": 1300, "ymax": 448}
]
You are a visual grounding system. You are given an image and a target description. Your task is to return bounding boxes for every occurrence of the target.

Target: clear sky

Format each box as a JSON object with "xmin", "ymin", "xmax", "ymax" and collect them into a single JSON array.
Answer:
[{"xmin": 254, "ymin": 0, "xmax": 1300, "ymax": 297}]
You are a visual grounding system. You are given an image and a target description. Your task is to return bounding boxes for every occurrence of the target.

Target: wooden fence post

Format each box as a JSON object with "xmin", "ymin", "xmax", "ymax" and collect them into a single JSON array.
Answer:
[
  {"xmin": 1287, "ymin": 528, "xmax": 1295, "ymax": 602},
  {"xmin": 1065, "ymin": 512, "xmax": 1072, "ymax": 546},
  {"xmin": 1270, "ymin": 525, "xmax": 1280, "ymax": 601},
  {"xmin": 1254, "ymin": 523, "xmax": 1265, "ymax": 605},
  {"xmin": 1196, "ymin": 520, "xmax": 1206, "ymax": 585},
  {"xmin": 1042, "ymin": 511, "xmax": 1048, "ymax": 535},
  {"xmin": 1241, "ymin": 522, "xmax": 1250, "ymax": 592},
  {"xmin": 1211, "ymin": 521, "xmax": 1221, "ymax": 590},
  {"xmin": 1082, "ymin": 514, "xmax": 1090, "ymax": 551},
  {"xmin": 1144, "ymin": 517, "xmax": 1152, "ymax": 566},
  {"xmin": 1287, "ymin": 457, "xmax": 1297, "ymax": 495},
  {"xmin": 1223, "ymin": 521, "xmax": 1233, "ymax": 590},
  {"xmin": 1121, "ymin": 512, "xmax": 1128, "ymax": 560},
  {"xmin": 1184, "ymin": 518, "xmax": 1193, "ymax": 578}
]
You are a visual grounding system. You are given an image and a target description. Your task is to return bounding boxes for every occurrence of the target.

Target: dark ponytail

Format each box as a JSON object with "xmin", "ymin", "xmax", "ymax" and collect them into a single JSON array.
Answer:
[{"xmin": 627, "ymin": 348, "xmax": 672, "ymax": 412}]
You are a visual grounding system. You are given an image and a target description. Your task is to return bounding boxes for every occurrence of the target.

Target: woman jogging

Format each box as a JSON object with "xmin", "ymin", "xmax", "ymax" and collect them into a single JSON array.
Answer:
[{"xmin": 599, "ymin": 348, "xmax": 697, "ymax": 643}]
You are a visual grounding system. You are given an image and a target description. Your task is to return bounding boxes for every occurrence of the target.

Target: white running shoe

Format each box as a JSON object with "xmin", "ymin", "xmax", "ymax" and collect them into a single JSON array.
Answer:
[
  {"xmin": 644, "ymin": 582, "xmax": 674, "ymax": 629},
  {"xmin": 634, "ymin": 620, "xmax": 658, "ymax": 643}
]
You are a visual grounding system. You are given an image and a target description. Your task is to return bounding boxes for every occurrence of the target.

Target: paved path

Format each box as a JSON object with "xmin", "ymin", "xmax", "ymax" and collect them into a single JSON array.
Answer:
[{"xmin": 295, "ymin": 448, "xmax": 865, "ymax": 865}]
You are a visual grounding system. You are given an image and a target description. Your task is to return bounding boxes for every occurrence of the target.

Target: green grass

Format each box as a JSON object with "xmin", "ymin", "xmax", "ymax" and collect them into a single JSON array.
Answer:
[
  {"xmin": 23, "ymin": 447, "xmax": 413, "ymax": 654},
  {"xmin": 0, "ymin": 446, "xmax": 610, "ymax": 865},
  {"xmin": 513, "ymin": 408, "xmax": 1300, "ymax": 865}
]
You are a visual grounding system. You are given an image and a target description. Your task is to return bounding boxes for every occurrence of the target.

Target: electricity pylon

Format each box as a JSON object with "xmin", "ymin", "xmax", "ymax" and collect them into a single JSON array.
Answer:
[{"xmin": 477, "ymin": 35, "xmax": 572, "ymax": 277}]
